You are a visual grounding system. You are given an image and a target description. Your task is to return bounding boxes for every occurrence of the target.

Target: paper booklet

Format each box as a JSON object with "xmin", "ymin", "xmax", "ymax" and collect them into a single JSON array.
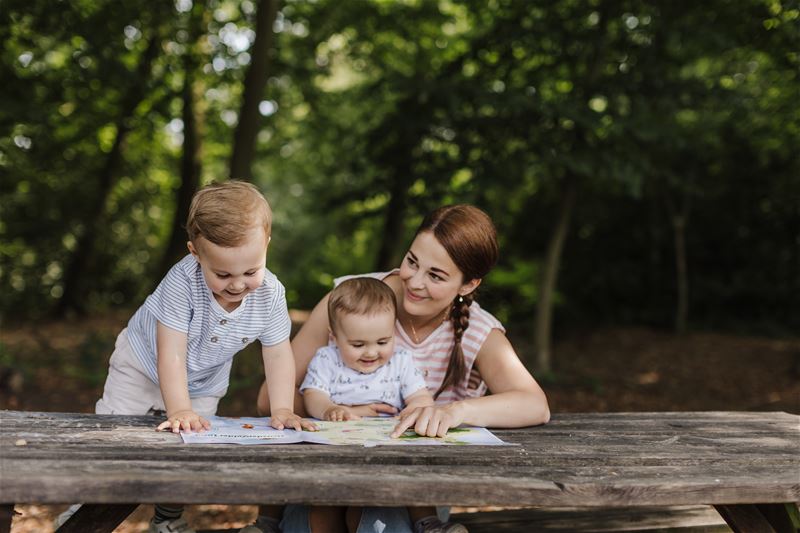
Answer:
[{"xmin": 179, "ymin": 415, "xmax": 510, "ymax": 447}]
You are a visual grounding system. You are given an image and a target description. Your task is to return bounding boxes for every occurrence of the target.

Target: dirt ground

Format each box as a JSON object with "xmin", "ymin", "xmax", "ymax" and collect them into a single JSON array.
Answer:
[{"xmin": 2, "ymin": 311, "xmax": 798, "ymax": 532}]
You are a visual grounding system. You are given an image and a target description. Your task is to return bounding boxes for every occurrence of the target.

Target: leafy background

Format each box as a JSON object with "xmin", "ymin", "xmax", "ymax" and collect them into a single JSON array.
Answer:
[{"xmin": 1, "ymin": 1, "xmax": 799, "ymax": 529}]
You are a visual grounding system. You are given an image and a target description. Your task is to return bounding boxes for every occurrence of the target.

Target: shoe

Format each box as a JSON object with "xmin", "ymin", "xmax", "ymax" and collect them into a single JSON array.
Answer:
[
  {"xmin": 414, "ymin": 516, "xmax": 468, "ymax": 533},
  {"xmin": 239, "ymin": 515, "xmax": 282, "ymax": 533},
  {"xmin": 54, "ymin": 504, "xmax": 82, "ymax": 528},
  {"xmin": 148, "ymin": 516, "xmax": 196, "ymax": 533}
]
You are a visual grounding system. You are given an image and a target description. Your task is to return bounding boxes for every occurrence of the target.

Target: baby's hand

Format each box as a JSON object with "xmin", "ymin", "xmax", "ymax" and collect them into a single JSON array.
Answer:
[
  {"xmin": 271, "ymin": 408, "xmax": 317, "ymax": 432},
  {"xmin": 156, "ymin": 409, "xmax": 210, "ymax": 434},
  {"xmin": 323, "ymin": 405, "xmax": 360, "ymax": 422}
]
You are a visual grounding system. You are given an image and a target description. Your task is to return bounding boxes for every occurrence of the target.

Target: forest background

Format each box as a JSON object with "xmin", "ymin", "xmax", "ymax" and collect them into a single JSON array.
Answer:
[
  {"xmin": 1, "ymin": 0, "xmax": 798, "ymax": 529},
  {"xmin": 1, "ymin": 0, "xmax": 798, "ymax": 416}
]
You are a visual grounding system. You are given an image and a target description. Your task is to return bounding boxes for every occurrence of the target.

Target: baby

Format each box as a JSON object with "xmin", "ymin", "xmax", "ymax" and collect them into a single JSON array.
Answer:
[{"xmin": 300, "ymin": 277, "xmax": 466, "ymax": 533}]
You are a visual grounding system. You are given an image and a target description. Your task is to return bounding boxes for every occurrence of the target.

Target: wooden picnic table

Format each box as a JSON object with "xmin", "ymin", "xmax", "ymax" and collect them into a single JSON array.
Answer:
[{"xmin": 0, "ymin": 410, "xmax": 798, "ymax": 532}]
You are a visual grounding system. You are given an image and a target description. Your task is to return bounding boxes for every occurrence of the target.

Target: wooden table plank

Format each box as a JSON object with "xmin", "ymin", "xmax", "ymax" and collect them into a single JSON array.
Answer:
[
  {"xmin": 3, "ymin": 459, "xmax": 798, "ymax": 506},
  {"xmin": 1, "ymin": 410, "xmax": 797, "ymax": 508}
]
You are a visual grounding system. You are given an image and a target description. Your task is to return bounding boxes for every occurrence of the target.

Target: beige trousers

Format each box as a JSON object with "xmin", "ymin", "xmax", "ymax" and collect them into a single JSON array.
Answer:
[{"xmin": 95, "ymin": 328, "xmax": 222, "ymax": 417}]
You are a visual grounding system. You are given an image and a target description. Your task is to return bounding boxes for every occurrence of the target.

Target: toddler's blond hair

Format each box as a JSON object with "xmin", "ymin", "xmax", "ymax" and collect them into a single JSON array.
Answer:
[
  {"xmin": 328, "ymin": 278, "xmax": 397, "ymax": 333},
  {"xmin": 186, "ymin": 181, "xmax": 272, "ymax": 246}
]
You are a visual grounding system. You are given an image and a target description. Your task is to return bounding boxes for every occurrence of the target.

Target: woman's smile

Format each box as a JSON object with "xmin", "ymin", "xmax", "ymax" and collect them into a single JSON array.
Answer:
[{"xmin": 405, "ymin": 289, "xmax": 426, "ymax": 302}]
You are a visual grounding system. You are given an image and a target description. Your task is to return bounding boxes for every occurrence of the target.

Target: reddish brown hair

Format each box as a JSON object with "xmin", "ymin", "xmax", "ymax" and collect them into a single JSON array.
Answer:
[
  {"xmin": 414, "ymin": 204, "xmax": 498, "ymax": 398},
  {"xmin": 187, "ymin": 181, "xmax": 272, "ymax": 246}
]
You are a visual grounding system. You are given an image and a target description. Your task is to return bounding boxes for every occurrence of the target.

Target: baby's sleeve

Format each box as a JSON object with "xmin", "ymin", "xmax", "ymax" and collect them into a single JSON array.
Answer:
[
  {"xmin": 397, "ymin": 350, "xmax": 428, "ymax": 400},
  {"xmin": 299, "ymin": 348, "xmax": 335, "ymax": 396}
]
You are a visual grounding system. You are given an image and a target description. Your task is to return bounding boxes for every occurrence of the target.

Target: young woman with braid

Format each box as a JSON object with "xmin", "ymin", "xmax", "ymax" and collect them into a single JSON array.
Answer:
[{"xmin": 241, "ymin": 205, "xmax": 550, "ymax": 533}]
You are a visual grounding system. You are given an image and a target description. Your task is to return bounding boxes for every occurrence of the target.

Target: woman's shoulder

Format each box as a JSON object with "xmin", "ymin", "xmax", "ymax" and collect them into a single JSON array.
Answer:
[{"xmin": 468, "ymin": 300, "xmax": 505, "ymax": 333}]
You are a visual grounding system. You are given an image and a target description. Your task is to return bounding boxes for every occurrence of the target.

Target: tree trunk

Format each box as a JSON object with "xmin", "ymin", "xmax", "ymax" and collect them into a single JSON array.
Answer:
[
  {"xmin": 671, "ymin": 213, "xmax": 689, "ymax": 334},
  {"xmin": 661, "ymin": 183, "xmax": 692, "ymax": 335},
  {"xmin": 531, "ymin": 6, "xmax": 610, "ymax": 372},
  {"xmin": 56, "ymin": 34, "xmax": 162, "ymax": 316},
  {"xmin": 534, "ymin": 173, "xmax": 577, "ymax": 374},
  {"xmin": 157, "ymin": 6, "xmax": 208, "ymax": 279},
  {"xmin": 375, "ymin": 165, "xmax": 411, "ymax": 271},
  {"xmin": 229, "ymin": 0, "xmax": 280, "ymax": 182}
]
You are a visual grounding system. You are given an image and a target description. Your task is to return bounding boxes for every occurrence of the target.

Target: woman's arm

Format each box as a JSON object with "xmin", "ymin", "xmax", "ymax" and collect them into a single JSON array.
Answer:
[
  {"xmin": 456, "ymin": 329, "xmax": 550, "ymax": 427},
  {"xmin": 391, "ymin": 329, "xmax": 550, "ymax": 437},
  {"xmin": 256, "ymin": 293, "xmax": 332, "ymax": 416}
]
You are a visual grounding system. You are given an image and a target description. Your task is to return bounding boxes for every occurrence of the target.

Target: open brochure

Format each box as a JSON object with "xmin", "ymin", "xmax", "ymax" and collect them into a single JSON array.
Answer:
[{"xmin": 179, "ymin": 415, "xmax": 510, "ymax": 447}]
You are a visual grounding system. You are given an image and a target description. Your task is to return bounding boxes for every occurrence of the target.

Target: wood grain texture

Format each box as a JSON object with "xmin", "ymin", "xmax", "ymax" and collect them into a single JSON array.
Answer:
[
  {"xmin": 1, "ymin": 411, "xmax": 798, "ymax": 507},
  {"xmin": 452, "ymin": 506, "xmax": 730, "ymax": 532}
]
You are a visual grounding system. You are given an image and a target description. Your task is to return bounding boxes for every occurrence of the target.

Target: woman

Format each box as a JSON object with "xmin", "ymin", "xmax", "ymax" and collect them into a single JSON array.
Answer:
[{"xmin": 244, "ymin": 205, "xmax": 550, "ymax": 533}]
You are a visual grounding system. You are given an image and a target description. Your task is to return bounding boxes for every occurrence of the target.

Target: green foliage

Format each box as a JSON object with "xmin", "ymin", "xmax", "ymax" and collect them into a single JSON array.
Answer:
[{"xmin": 0, "ymin": 0, "xmax": 797, "ymax": 336}]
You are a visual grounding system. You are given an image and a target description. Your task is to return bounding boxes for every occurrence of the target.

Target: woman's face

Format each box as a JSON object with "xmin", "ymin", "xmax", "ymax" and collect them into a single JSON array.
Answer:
[{"xmin": 398, "ymin": 231, "xmax": 479, "ymax": 318}]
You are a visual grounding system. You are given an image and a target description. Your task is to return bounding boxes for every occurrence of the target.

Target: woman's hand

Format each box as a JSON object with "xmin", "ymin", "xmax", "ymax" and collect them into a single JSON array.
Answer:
[
  {"xmin": 347, "ymin": 403, "xmax": 399, "ymax": 418},
  {"xmin": 390, "ymin": 402, "xmax": 465, "ymax": 438},
  {"xmin": 271, "ymin": 408, "xmax": 318, "ymax": 431},
  {"xmin": 323, "ymin": 405, "xmax": 360, "ymax": 421},
  {"xmin": 156, "ymin": 409, "xmax": 210, "ymax": 433}
]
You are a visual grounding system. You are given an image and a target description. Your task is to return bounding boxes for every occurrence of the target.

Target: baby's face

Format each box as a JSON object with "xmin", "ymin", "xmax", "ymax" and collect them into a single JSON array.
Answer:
[{"xmin": 333, "ymin": 309, "xmax": 396, "ymax": 374}]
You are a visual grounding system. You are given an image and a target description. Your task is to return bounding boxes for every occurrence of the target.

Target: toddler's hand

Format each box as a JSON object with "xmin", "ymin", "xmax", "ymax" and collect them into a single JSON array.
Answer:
[
  {"xmin": 348, "ymin": 403, "xmax": 398, "ymax": 418},
  {"xmin": 156, "ymin": 409, "xmax": 211, "ymax": 434},
  {"xmin": 271, "ymin": 408, "xmax": 317, "ymax": 432},
  {"xmin": 323, "ymin": 405, "xmax": 360, "ymax": 422}
]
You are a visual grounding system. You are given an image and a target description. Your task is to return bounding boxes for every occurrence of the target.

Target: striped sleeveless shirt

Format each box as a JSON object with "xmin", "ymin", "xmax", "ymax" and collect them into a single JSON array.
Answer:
[{"xmin": 333, "ymin": 270, "xmax": 504, "ymax": 404}]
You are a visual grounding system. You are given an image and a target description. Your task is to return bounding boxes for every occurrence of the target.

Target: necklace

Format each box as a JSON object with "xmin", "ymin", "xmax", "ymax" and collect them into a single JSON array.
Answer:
[
  {"xmin": 404, "ymin": 307, "xmax": 449, "ymax": 344},
  {"xmin": 408, "ymin": 318, "xmax": 421, "ymax": 344}
]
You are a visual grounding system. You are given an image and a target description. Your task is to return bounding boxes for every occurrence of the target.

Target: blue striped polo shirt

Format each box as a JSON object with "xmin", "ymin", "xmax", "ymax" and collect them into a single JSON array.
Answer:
[{"xmin": 126, "ymin": 254, "xmax": 292, "ymax": 397}]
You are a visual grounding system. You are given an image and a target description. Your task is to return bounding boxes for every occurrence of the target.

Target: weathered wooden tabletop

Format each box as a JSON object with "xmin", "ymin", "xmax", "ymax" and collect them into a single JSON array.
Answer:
[{"xmin": 1, "ymin": 410, "xmax": 798, "ymax": 532}]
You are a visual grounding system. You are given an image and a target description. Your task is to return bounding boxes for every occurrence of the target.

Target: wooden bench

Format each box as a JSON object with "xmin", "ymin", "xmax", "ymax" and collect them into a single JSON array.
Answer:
[{"xmin": 0, "ymin": 410, "xmax": 797, "ymax": 532}]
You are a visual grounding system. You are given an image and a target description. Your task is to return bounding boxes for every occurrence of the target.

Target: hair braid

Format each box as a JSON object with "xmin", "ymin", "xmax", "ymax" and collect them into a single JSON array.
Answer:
[{"xmin": 434, "ymin": 293, "xmax": 473, "ymax": 399}]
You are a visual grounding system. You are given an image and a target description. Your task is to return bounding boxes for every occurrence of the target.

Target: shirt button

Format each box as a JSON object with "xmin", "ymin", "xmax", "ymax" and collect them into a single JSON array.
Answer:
[
  {"xmin": 220, "ymin": 319, "xmax": 227, "ymax": 325},
  {"xmin": 241, "ymin": 338, "xmax": 248, "ymax": 344},
  {"xmin": 210, "ymin": 336, "xmax": 218, "ymax": 343}
]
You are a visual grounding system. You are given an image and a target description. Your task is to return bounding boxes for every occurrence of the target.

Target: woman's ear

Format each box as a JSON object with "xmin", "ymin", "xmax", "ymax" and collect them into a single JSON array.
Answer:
[{"xmin": 460, "ymin": 278, "xmax": 482, "ymax": 297}]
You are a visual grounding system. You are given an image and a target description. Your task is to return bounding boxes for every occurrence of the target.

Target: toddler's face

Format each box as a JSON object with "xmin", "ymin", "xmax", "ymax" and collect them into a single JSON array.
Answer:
[
  {"xmin": 189, "ymin": 227, "xmax": 268, "ymax": 312},
  {"xmin": 333, "ymin": 309, "xmax": 396, "ymax": 374}
]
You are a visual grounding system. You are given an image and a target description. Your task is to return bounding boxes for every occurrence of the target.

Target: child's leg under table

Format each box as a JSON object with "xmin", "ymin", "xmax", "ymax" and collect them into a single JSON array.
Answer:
[
  {"xmin": 281, "ymin": 505, "xmax": 414, "ymax": 533},
  {"xmin": 94, "ymin": 328, "xmax": 222, "ymax": 530}
]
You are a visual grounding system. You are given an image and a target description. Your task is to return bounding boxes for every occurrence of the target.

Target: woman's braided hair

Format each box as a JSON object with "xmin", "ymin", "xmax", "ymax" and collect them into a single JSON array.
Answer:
[{"xmin": 414, "ymin": 205, "xmax": 498, "ymax": 398}]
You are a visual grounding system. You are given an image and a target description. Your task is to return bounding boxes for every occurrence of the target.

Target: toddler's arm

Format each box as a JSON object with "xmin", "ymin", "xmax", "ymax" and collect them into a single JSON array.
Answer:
[
  {"xmin": 263, "ymin": 340, "xmax": 317, "ymax": 431},
  {"xmin": 303, "ymin": 388, "xmax": 361, "ymax": 421},
  {"xmin": 154, "ymin": 321, "xmax": 210, "ymax": 433}
]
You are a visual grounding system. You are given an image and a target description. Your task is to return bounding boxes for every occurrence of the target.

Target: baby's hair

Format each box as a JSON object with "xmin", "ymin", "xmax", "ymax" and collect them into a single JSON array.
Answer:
[
  {"xmin": 328, "ymin": 278, "xmax": 397, "ymax": 333},
  {"xmin": 186, "ymin": 180, "xmax": 272, "ymax": 247},
  {"xmin": 414, "ymin": 204, "xmax": 498, "ymax": 398}
]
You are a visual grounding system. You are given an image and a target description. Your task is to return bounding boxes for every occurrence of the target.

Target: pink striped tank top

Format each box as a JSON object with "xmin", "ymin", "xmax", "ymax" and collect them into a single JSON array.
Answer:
[{"xmin": 333, "ymin": 270, "xmax": 505, "ymax": 404}]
